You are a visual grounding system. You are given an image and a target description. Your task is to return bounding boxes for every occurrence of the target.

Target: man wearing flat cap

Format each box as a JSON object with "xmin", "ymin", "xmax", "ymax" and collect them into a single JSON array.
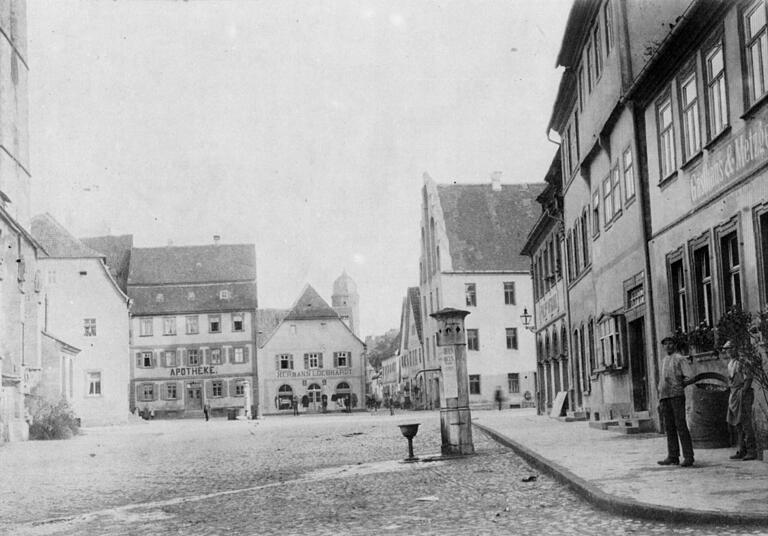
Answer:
[
  {"xmin": 657, "ymin": 335, "xmax": 695, "ymax": 467},
  {"xmin": 724, "ymin": 340, "xmax": 757, "ymax": 461}
]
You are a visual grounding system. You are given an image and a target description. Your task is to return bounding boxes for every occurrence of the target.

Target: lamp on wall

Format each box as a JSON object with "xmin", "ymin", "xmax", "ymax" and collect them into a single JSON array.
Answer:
[{"xmin": 520, "ymin": 307, "xmax": 536, "ymax": 332}]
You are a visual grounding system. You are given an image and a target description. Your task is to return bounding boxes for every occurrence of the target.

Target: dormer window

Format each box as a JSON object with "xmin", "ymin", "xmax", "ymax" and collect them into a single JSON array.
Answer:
[
  {"xmin": 156, "ymin": 293, "xmax": 164, "ymax": 303},
  {"xmin": 219, "ymin": 290, "xmax": 231, "ymax": 300},
  {"xmin": 188, "ymin": 291, "xmax": 196, "ymax": 301}
]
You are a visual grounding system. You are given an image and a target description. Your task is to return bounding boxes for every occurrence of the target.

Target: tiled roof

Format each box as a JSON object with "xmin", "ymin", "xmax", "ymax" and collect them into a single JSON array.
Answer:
[
  {"xmin": 284, "ymin": 284, "xmax": 340, "ymax": 321},
  {"xmin": 128, "ymin": 244, "xmax": 256, "ymax": 285},
  {"xmin": 129, "ymin": 281, "xmax": 257, "ymax": 315},
  {"xmin": 31, "ymin": 213, "xmax": 106, "ymax": 259},
  {"xmin": 407, "ymin": 286, "xmax": 423, "ymax": 344},
  {"xmin": 81, "ymin": 234, "xmax": 133, "ymax": 293},
  {"xmin": 437, "ymin": 183, "xmax": 545, "ymax": 272},
  {"xmin": 256, "ymin": 308, "xmax": 290, "ymax": 347}
]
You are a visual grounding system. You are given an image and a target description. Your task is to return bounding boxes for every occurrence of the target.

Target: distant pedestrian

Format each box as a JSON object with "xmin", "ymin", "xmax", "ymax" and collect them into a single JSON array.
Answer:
[
  {"xmin": 494, "ymin": 386, "xmax": 503, "ymax": 411},
  {"xmin": 346, "ymin": 394, "xmax": 352, "ymax": 413},
  {"xmin": 725, "ymin": 340, "xmax": 757, "ymax": 461},
  {"xmin": 292, "ymin": 395, "xmax": 299, "ymax": 416},
  {"xmin": 203, "ymin": 402, "xmax": 210, "ymax": 421},
  {"xmin": 657, "ymin": 335, "xmax": 695, "ymax": 467}
]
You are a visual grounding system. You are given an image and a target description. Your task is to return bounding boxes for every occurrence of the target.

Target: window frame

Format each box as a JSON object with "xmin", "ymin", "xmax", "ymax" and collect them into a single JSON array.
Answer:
[
  {"xmin": 212, "ymin": 380, "xmax": 224, "ymax": 397},
  {"xmin": 667, "ymin": 248, "xmax": 689, "ymax": 334},
  {"xmin": 210, "ymin": 348, "xmax": 223, "ymax": 365},
  {"xmin": 164, "ymin": 350, "xmax": 178, "ymax": 368},
  {"xmin": 503, "ymin": 282, "xmax": 516, "ymax": 305},
  {"xmin": 86, "ymin": 371, "xmax": 102, "ymax": 396},
  {"xmin": 716, "ymin": 220, "xmax": 743, "ymax": 312},
  {"xmin": 162, "ymin": 316, "xmax": 177, "ymax": 336},
  {"xmin": 506, "ymin": 327, "xmax": 518, "ymax": 350},
  {"xmin": 657, "ymin": 93, "xmax": 677, "ymax": 180},
  {"xmin": 186, "ymin": 315, "xmax": 199, "ymax": 335},
  {"xmin": 754, "ymin": 203, "xmax": 768, "ymax": 307},
  {"xmin": 232, "ymin": 312, "xmax": 244, "ymax": 332},
  {"xmin": 507, "ymin": 373, "xmax": 520, "ymax": 394},
  {"xmin": 602, "ymin": 174, "xmax": 614, "ymax": 225},
  {"xmin": 689, "ymin": 232, "xmax": 714, "ymax": 327},
  {"xmin": 84, "ymin": 318, "xmax": 96, "ymax": 337},
  {"xmin": 703, "ymin": 37, "xmax": 729, "ymax": 140},
  {"xmin": 622, "ymin": 146, "xmax": 636, "ymax": 202},
  {"xmin": 464, "ymin": 283, "xmax": 477, "ymax": 307},
  {"xmin": 208, "ymin": 315, "xmax": 221, "ymax": 333},
  {"xmin": 743, "ymin": 0, "xmax": 768, "ymax": 106},
  {"xmin": 466, "ymin": 329, "xmax": 479, "ymax": 351},
  {"xmin": 677, "ymin": 68, "xmax": 702, "ymax": 161},
  {"xmin": 469, "ymin": 374, "xmax": 481, "ymax": 395},
  {"xmin": 139, "ymin": 318, "xmax": 153, "ymax": 337},
  {"xmin": 188, "ymin": 349, "xmax": 201, "ymax": 366}
]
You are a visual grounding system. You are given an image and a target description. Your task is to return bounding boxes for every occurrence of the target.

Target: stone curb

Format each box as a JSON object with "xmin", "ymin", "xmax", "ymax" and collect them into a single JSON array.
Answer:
[{"xmin": 473, "ymin": 422, "xmax": 768, "ymax": 526}]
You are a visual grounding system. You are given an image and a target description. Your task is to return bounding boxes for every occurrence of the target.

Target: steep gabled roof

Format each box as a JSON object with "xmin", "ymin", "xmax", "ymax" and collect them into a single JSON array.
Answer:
[
  {"xmin": 407, "ymin": 287, "xmax": 423, "ymax": 344},
  {"xmin": 437, "ymin": 182, "xmax": 545, "ymax": 272},
  {"xmin": 81, "ymin": 234, "xmax": 133, "ymax": 293},
  {"xmin": 284, "ymin": 284, "xmax": 340, "ymax": 321},
  {"xmin": 128, "ymin": 244, "xmax": 256, "ymax": 286},
  {"xmin": 129, "ymin": 281, "xmax": 257, "ymax": 315},
  {"xmin": 256, "ymin": 308, "xmax": 291, "ymax": 347},
  {"xmin": 31, "ymin": 213, "xmax": 106, "ymax": 259}
]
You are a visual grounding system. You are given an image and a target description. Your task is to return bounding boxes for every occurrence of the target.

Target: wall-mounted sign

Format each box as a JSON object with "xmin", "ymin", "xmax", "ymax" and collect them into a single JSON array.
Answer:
[
  {"xmin": 169, "ymin": 366, "xmax": 216, "ymax": 377},
  {"xmin": 690, "ymin": 113, "xmax": 768, "ymax": 205},
  {"xmin": 276, "ymin": 368, "xmax": 352, "ymax": 378}
]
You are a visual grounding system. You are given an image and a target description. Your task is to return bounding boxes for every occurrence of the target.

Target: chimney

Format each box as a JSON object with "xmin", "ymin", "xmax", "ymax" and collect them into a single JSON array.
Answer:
[
  {"xmin": 491, "ymin": 171, "xmax": 502, "ymax": 191},
  {"xmin": 213, "ymin": 235, "xmax": 220, "ymax": 245}
]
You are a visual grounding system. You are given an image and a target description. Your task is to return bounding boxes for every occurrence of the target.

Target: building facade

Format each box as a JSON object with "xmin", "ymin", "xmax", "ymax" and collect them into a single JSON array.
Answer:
[
  {"xmin": 258, "ymin": 284, "xmax": 366, "ymax": 414},
  {"xmin": 419, "ymin": 172, "xmax": 543, "ymax": 409},
  {"xmin": 127, "ymin": 242, "xmax": 258, "ymax": 419},
  {"xmin": 0, "ymin": 0, "xmax": 40, "ymax": 442},
  {"xmin": 397, "ymin": 287, "xmax": 425, "ymax": 408},
  {"xmin": 628, "ymin": 0, "xmax": 768, "ymax": 422},
  {"xmin": 521, "ymin": 152, "xmax": 570, "ymax": 415},
  {"xmin": 547, "ymin": 0, "xmax": 689, "ymax": 424},
  {"xmin": 32, "ymin": 214, "xmax": 131, "ymax": 426}
]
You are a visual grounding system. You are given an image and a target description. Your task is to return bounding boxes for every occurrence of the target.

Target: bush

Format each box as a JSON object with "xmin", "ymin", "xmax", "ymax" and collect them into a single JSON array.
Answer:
[{"xmin": 28, "ymin": 397, "xmax": 80, "ymax": 440}]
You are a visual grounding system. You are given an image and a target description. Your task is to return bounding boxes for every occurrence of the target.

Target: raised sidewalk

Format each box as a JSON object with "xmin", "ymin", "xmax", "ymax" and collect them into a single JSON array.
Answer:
[{"xmin": 473, "ymin": 409, "xmax": 768, "ymax": 525}]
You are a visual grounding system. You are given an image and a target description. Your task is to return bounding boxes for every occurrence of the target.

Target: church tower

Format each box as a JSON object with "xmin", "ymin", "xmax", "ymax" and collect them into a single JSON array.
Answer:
[{"xmin": 332, "ymin": 271, "xmax": 359, "ymax": 336}]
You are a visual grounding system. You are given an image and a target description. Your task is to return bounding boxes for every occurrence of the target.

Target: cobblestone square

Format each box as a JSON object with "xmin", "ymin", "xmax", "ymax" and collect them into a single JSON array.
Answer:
[{"xmin": 1, "ymin": 411, "xmax": 766, "ymax": 535}]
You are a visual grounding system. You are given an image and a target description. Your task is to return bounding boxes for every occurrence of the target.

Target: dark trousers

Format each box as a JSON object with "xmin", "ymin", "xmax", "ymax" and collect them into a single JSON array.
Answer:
[
  {"xmin": 660, "ymin": 396, "xmax": 694, "ymax": 461},
  {"xmin": 736, "ymin": 389, "xmax": 757, "ymax": 455}
]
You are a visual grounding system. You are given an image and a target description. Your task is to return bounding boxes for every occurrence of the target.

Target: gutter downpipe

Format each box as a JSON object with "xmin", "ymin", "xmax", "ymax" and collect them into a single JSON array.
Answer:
[{"xmin": 546, "ymin": 130, "xmax": 575, "ymax": 416}]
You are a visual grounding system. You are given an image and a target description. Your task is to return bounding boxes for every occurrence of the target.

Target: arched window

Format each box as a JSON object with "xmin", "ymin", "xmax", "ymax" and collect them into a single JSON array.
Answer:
[
  {"xmin": 336, "ymin": 381, "xmax": 351, "ymax": 392},
  {"xmin": 307, "ymin": 383, "xmax": 322, "ymax": 402},
  {"xmin": 276, "ymin": 384, "xmax": 293, "ymax": 410},
  {"xmin": 278, "ymin": 384, "xmax": 293, "ymax": 394}
]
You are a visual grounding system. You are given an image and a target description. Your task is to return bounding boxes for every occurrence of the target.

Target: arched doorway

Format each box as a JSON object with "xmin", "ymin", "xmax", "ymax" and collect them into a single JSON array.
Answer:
[
  {"xmin": 276, "ymin": 384, "xmax": 293, "ymax": 411},
  {"xmin": 307, "ymin": 383, "xmax": 322, "ymax": 412},
  {"xmin": 335, "ymin": 381, "xmax": 351, "ymax": 411}
]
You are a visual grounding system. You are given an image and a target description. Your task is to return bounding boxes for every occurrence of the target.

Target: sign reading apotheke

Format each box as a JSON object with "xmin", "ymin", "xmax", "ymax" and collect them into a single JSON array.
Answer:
[
  {"xmin": 169, "ymin": 366, "xmax": 216, "ymax": 377},
  {"xmin": 690, "ymin": 113, "xmax": 768, "ymax": 204},
  {"xmin": 276, "ymin": 368, "xmax": 352, "ymax": 378}
]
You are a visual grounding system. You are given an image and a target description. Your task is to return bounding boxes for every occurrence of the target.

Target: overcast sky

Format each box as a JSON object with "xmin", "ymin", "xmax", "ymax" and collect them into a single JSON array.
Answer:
[{"xmin": 27, "ymin": 0, "xmax": 569, "ymax": 337}]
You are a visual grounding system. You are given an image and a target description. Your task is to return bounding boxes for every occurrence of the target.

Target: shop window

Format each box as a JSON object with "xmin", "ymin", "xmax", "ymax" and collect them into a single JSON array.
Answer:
[
  {"xmin": 507, "ymin": 373, "xmax": 520, "ymax": 394},
  {"xmin": 668, "ymin": 254, "xmax": 688, "ymax": 333},
  {"xmin": 756, "ymin": 207, "xmax": 768, "ymax": 306},
  {"xmin": 719, "ymin": 229, "xmax": 742, "ymax": 310},
  {"xmin": 469, "ymin": 375, "xmax": 481, "ymax": 395},
  {"xmin": 506, "ymin": 328, "xmax": 518, "ymax": 350},
  {"xmin": 138, "ymin": 383, "xmax": 155, "ymax": 401},
  {"xmin": 691, "ymin": 241, "xmax": 714, "ymax": 326},
  {"xmin": 467, "ymin": 329, "xmax": 479, "ymax": 351}
]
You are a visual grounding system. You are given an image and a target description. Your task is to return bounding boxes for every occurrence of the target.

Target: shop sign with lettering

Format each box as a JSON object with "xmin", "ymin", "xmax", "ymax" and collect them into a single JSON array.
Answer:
[
  {"xmin": 690, "ymin": 113, "xmax": 768, "ymax": 205},
  {"xmin": 536, "ymin": 287, "xmax": 560, "ymax": 326},
  {"xmin": 276, "ymin": 368, "xmax": 352, "ymax": 378},
  {"xmin": 169, "ymin": 366, "xmax": 216, "ymax": 377}
]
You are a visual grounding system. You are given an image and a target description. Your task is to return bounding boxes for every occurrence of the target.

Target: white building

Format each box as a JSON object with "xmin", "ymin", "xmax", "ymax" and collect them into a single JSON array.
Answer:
[
  {"xmin": 32, "ymin": 214, "xmax": 131, "ymax": 426},
  {"xmin": 419, "ymin": 172, "xmax": 544, "ymax": 408}
]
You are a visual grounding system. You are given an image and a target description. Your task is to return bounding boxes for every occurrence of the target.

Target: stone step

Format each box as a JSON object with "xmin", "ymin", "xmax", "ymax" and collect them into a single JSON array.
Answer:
[
  {"xmin": 608, "ymin": 418, "xmax": 656, "ymax": 433},
  {"xmin": 588, "ymin": 420, "xmax": 619, "ymax": 430}
]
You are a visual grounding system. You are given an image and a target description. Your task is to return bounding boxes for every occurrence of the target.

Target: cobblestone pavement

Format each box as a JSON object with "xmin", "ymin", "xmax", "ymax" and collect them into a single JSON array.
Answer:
[{"xmin": 2, "ymin": 411, "xmax": 767, "ymax": 535}]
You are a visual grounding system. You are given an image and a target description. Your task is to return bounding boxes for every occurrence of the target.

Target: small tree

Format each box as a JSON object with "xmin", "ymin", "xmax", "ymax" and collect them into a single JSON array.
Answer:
[{"xmin": 28, "ymin": 397, "xmax": 80, "ymax": 440}]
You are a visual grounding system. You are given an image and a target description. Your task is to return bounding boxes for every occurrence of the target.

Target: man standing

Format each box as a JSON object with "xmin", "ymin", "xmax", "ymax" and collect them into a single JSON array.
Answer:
[
  {"xmin": 657, "ymin": 335, "xmax": 695, "ymax": 467},
  {"xmin": 203, "ymin": 402, "xmax": 210, "ymax": 422},
  {"xmin": 292, "ymin": 395, "xmax": 299, "ymax": 416},
  {"xmin": 725, "ymin": 340, "xmax": 757, "ymax": 460}
]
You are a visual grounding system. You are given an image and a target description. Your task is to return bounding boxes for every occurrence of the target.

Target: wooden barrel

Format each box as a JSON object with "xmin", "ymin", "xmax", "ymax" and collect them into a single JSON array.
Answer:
[{"xmin": 688, "ymin": 376, "xmax": 730, "ymax": 449}]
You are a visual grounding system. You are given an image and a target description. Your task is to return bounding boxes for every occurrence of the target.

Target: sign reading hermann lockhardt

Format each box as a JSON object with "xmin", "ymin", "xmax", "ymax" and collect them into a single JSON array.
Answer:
[{"xmin": 690, "ymin": 112, "xmax": 768, "ymax": 204}]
